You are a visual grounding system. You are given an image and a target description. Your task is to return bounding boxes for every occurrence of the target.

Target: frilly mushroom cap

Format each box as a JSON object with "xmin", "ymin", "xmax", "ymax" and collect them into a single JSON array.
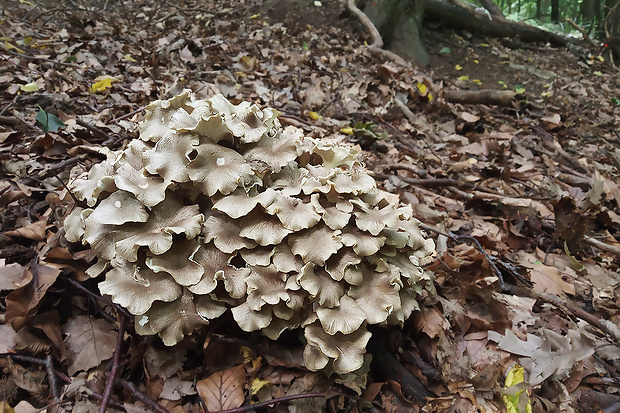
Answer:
[{"xmin": 64, "ymin": 91, "xmax": 436, "ymax": 375}]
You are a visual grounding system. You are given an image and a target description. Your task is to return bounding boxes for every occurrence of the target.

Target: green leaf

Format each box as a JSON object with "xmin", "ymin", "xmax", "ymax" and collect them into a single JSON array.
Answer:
[
  {"xmin": 36, "ymin": 106, "xmax": 65, "ymax": 133},
  {"xmin": 439, "ymin": 47, "xmax": 451, "ymax": 55},
  {"xmin": 612, "ymin": 97, "xmax": 620, "ymax": 106}
]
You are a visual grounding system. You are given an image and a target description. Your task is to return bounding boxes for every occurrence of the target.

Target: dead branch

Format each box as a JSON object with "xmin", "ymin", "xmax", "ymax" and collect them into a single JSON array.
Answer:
[
  {"xmin": 443, "ymin": 89, "xmax": 521, "ymax": 106},
  {"xmin": 45, "ymin": 355, "xmax": 61, "ymax": 401},
  {"xmin": 565, "ymin": 18, "xmax": 598, "ymax": 46},
  {"xmin": 215, "ymin": 393, "xmax": 326, "ymax": 413},
  {"xmin": 99, "ymin": 311, "xmax": 127, "ymax": 413},
  {"xmin": 584, "ymin": 235, "xmax": 620, "ymax": 257},
  {"xmin": 506, "ymin": 284, "xmax": 620, "ymax": 343},
  {"xmin": 116, "ymin": 378, "xmax": 171, "ymax": 413},
  {"xmin": 76, "ymin": 119, "xmax": 113, "ymax": 142}
]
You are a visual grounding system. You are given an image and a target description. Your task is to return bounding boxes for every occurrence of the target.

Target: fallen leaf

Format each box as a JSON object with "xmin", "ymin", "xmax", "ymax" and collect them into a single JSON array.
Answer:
[
  {"xmin": 63, "ymin": 315, "xmax": 117, "ymax": 375},
  {"xmin": 488, "ymin": 328, "xmax": 594, "ymax": 385},
  {"xmin": 3, "ymin": 219, "xmax": 47, "ymax": 241},
  {"xmin": 196, "ymin": 365, "xmax": 246, "ymax": 411},
  {"xmin": 5, "ymin": 264, "xmax": 60, "ymax": 330},
  {"xmin": 20, "ymin": 82, "xmax": 39, "ymax": 92},
  {"xmin": 0, "ymin": 262, "xmax": 31, "ymax": 290}
]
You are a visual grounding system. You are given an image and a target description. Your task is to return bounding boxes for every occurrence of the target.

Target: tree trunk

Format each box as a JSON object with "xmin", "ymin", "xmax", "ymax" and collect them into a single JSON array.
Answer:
[
  {"xmin": 363, "ymin": 0, "xmax": 429, "ymax": 66},
  {"xmin": 551, "ymin": 0, "xmax": 560, "ymax": 22}
]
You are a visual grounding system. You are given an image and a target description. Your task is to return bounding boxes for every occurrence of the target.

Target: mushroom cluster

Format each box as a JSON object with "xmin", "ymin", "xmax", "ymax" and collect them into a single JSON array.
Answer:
[{"xmin": 64, "ymin": 91, "xmax": 435, "ymax": 374}]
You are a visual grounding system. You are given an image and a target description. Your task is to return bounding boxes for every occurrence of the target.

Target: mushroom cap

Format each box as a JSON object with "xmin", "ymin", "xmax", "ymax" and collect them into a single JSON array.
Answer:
[{"xmin": 64, "ymin": 91, "xmax": 436, "ymax": 374}]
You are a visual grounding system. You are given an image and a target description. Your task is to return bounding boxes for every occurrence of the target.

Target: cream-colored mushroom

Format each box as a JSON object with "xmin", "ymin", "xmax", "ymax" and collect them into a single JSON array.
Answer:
[{"xmin": 64, "ymin": 91, "xmax": 436, "ymax": 374}]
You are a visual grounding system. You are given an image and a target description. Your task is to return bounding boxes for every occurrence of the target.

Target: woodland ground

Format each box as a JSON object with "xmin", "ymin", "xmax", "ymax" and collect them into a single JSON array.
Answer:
[{"xmin": 0, "ymin": 0, "xmax": 619, "ymax": 412}]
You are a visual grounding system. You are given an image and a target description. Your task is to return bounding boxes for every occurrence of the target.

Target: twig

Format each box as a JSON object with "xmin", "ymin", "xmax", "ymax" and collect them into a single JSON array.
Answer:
[
  {"xmin": 99, "ymin": 311, "xmax": 127, "ymax": 413},
  {"xmin": 0, "ymin": 114, "xmax": 37, "ymax": 130},
  {"xmin": 76, "ymin": 119, "xmax": 112, "ymax": 141},
  {"xmin": 584, "ymin": 235, "xmax": 620, "ymax": 257},
  {"xmin": 505, "ymin": 284, "xmax": 620, "ymax": 342},
  {"xmin": 419, "ymin": 222, "xmax": 506, "ymax": 289},
  {"xmin": 45, "ymin": 355, "xmax": 61, "ymax": 401},
  {"xmin": 5, "ymin": 51, "xmax": 84, "ymax": 69},
  {"xmin": 64, "ymin": 277, "xmax": 134, "ymax": 320},
  {"xmin": 116, "ymin": 378, "xmax": 171, "ymax": 413},
  {"xmin": 51, "ymin": 171, "xmax": 81, "ymax": 205},
  {"xmin": 107, "ymin": 105, "xmax": 147, "ymax": 124},
  {"xmin": 215, "ymin": 393, "xmax": 326, "ymax": 413},
  {"xmin": 1, "ymin": 353, "xmax": 124, "ymax": 408}
]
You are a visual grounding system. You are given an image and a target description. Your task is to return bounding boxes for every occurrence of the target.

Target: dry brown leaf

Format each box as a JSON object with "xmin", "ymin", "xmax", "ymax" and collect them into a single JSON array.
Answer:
[
  {"xmin": 0, "ymin": 262, "xmax": 31, "ymax": 291},
  {"xmin": 63, "ymin": 315, "xmax": 117, "ymax": 375},
  {"xmin": 3, "ymin": 219, "xmax": 47, "ymax": 241},
  {"xmin": 5, "ymin": 264, "xmax": 61, "ymax": 330},
  {"xmin": 0, "ymin": 324, "xmax": 17, "ymax": 353},
  {"xmin": 196, "ymin": 364, "xmax": 246, "ymax": 412}
]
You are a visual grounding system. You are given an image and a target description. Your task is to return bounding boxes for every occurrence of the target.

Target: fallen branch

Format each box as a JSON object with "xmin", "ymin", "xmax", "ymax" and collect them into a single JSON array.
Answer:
[
  {"xmin": 107, "ymin": 105, "xmax": 147, "ymax": 124},
  {"xmin": 505, "ymin": 284, "xmax": 620, "ymax": 343},
  {"xmin": 5, "ymin": 51, "xmax": 84, "ymax": 69},
  {"xmin": 45, "ymin": 355, "xmax": 61, "ymax": 401},
  {"xmin": 76, "ymin": 119, "xmax": 113, "ymax": 142},
  {"xmin": 584, "ymin": 235, "xmax": 620, "ymax": 257},
  {"xmin": 99, "ymin": 311, "xmax": 127, "ymax": 413},
  {"xmin": 116, "ymin": 378, "xmax": 171, "ymax": 413},
  {"xmin": 215, "ymin": 393, "xmax": 326, "ymax": 413},
  {"xmin": 443, "ymin": 89, "xmax": 521, "ymax": 106},
  {"xmin": 425, "ymin": 0, "xmax": 572, "ymax": 46}
]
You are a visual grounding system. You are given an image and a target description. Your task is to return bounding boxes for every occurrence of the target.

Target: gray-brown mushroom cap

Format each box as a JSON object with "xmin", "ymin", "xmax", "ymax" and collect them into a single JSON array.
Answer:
[{"xmin": 64, "ymin": 91, "xmax": 436, "ymax": 375}]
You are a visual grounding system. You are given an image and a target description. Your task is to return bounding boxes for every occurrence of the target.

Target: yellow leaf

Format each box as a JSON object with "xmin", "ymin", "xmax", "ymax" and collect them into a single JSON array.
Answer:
[
  {"xmin": 472, "ymin": 79, "xmax": 481, "ymax": 85},
  {"xmin": 124, "ymin": 54, "xmax": 137, "ymax": 62},
  {"xmin": 593, "ymin": 71, "xmax": 602, "ymax": 76},
  {"xmin": 502, "ymin": 365, "xmax": 532, "ymax": 413},
  {"xmin": 480, "ymin": 43, "xmax": 490, "ymax": 47},
  {"xmin": 515, "ymin": 86, "xmax": 525, "ymax": 94},
  {"xmin": 20, "ymin": 0, "xmax": 32, "ymax": 4},
  {"xmin": 250, "ymin": 378, "xmax": 271, "ymax": 395},
  {"xmin": 598, "ymin": 55, "xmax": 604, "ymax": 62},
  {"xmin": 457, "ymin": 75, "xmax": 469, "ymax": 81},
  {"xmin": 91, "ymin": 76, "xmax": 120, "ymax": 93},
  {"xmin": 20, "ymin": 82, "xmax": 40, "ymax": 92},
  {"xmin": 0, "ymin": 401, "xmax": 14, "ymax": 413},
  {"xmin": 473, "ymin": 59, "xmax": 479, "ymax": 64},
  {"xmin": 541, "ymin": 91, "xmax": 552, "ymax": 97},
  {"xmin": 91, "ymin": 78, "xmax": 112, "ymax": 93},
  {"xmin": 4, "ymin": 41, "xmax": 25, "ymax": 54},
  {"xmin": 250, "ymin": 13, "xmax": 260, "ymax": 19},
  {"xmin": 417, "ymin": 82, "xmax": 427, "ymax": 95},
  {"xmin": 309, "ymin": 111, "xmax": 320, "ymax": 120},
  {"xmin": 340, "ymin": 127, "xmax": 353, "ymax": 135},
  {"xmin": 23, "ymin": 36, "xmax": 33, "ymax": 46},
  {"xmin": 427, "ymin": 93, "xmax": 433, "ymax": 101},
  {"xmin": 455, "ymin": 64, "xmax": 463, "ymax": 71}
]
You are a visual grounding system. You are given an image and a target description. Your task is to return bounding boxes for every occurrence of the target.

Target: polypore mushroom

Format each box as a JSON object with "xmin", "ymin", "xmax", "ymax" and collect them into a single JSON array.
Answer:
[{"xmin": 64, "ymin": 91, "xmax": 435, "ymax": 375}]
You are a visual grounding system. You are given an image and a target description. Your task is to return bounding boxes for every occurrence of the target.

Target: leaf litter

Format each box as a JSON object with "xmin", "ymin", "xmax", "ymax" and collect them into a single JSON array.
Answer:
[{"xmin": 0, "ymin": 0, "xmax": 619, "ymax": 412}]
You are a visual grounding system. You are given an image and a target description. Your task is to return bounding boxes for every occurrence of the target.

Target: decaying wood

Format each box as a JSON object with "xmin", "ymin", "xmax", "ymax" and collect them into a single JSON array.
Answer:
[
  {"xmin": 442, "ymin": 89, "xmax": 521, "ymax": 106},
  {"xmin": 425, "ymin": 0, "xmax": 573, "ymax": 47}
]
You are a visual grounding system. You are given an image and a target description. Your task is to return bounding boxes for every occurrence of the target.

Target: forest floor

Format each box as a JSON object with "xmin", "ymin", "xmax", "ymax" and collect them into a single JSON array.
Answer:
[{"xmin": 1, "ymin": 0, "xmax": 620, "ymax": 412}]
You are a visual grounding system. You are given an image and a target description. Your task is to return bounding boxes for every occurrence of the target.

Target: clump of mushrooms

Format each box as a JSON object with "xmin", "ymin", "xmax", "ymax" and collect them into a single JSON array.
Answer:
[{"xmin": 64, "ymin": 91, "xmax": 435, "ymax": 374}]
